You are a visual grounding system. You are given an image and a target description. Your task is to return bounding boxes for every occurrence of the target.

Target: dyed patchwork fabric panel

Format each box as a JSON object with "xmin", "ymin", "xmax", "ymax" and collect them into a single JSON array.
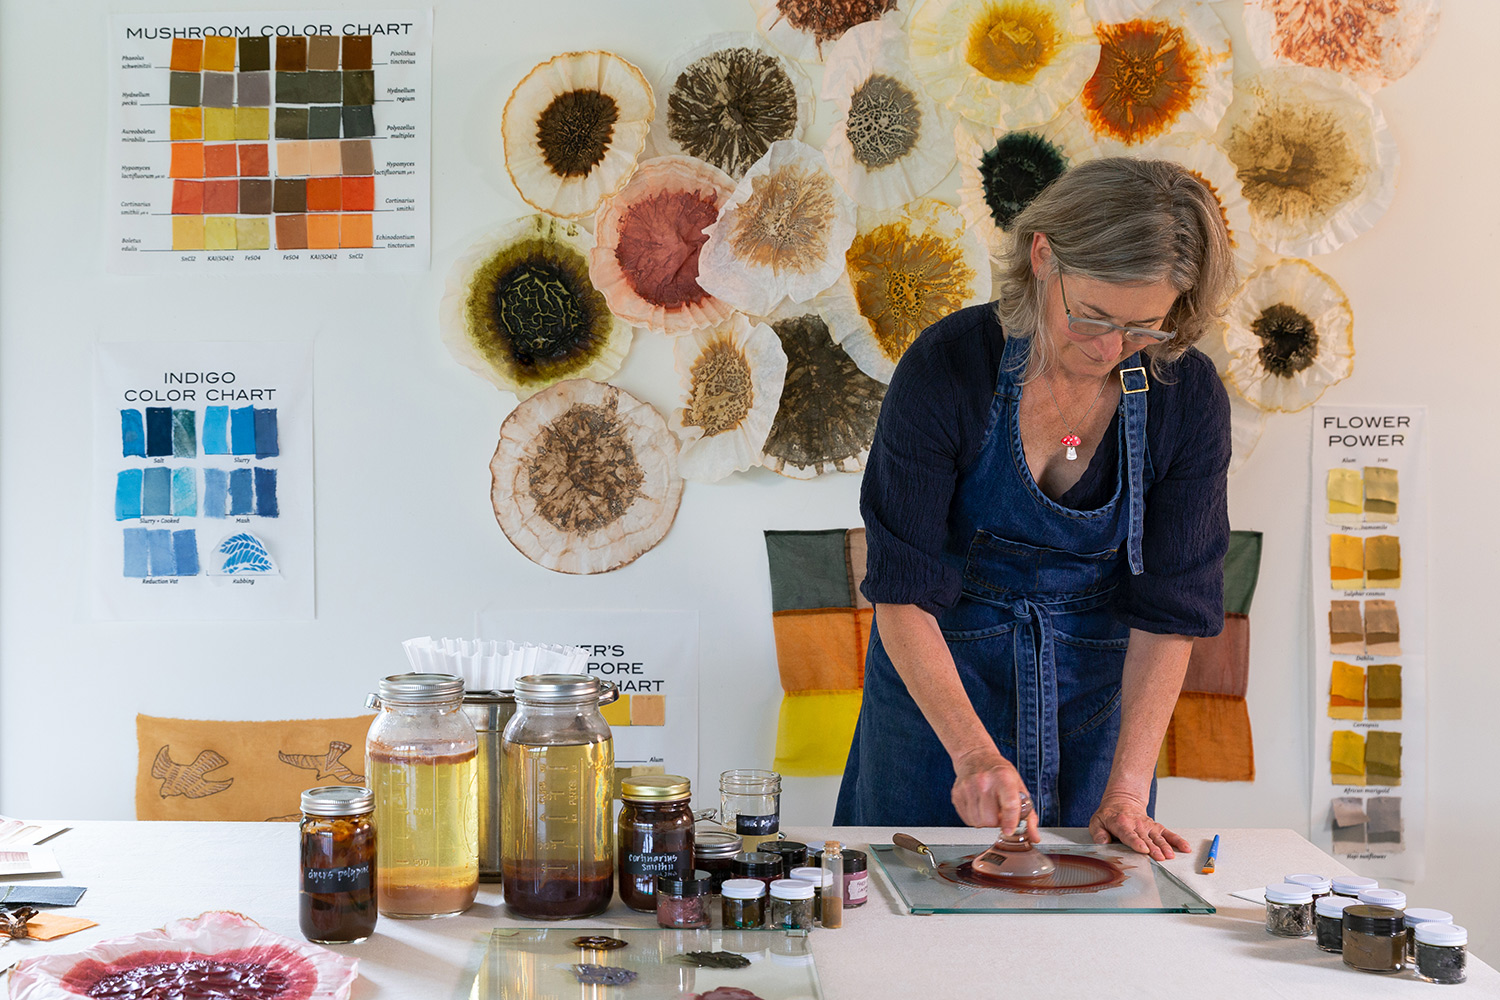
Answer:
[{"xmin": 765, "ymin": 528, "xmax": 869, "ymax": 776}]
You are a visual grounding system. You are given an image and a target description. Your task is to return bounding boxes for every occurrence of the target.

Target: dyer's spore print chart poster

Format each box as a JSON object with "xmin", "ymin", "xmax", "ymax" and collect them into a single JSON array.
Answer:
[
  {"xmin": 93, "ymin": 343, "xmax": 314, "ymax": 620},
  {"xmin": 1309, "ymin": 405, "xmax": 1427, "ymax": 880},
  {"xmin": 108, "ymin": 11, "xmax": 431, "ymax": 273}
]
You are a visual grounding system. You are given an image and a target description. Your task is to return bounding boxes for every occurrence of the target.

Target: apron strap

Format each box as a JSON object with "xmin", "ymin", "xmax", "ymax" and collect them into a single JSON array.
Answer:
[
  {"xmin": 1118, "ymin": 364, "xmax": 1150, "ymax": 576},
  {"xmin": 1007, "ymin": 595, "xmax": 1061, "ymax": 827}
]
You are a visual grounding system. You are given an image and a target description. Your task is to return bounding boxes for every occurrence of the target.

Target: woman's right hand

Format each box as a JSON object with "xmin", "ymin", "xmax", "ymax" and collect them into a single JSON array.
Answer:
[{"xmin": 951, "ymin": 747, "xmax": 1041, "ymax": 839}]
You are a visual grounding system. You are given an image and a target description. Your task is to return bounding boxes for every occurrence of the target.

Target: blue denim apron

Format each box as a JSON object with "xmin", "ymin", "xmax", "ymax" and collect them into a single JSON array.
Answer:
[{"xmin": 835, "ymin": 332, "xmax": 1156, "ymax": 827}]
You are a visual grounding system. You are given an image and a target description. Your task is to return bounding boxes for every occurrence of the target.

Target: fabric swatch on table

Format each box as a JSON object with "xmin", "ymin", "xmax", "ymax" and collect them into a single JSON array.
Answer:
[
  {"xmin": 1329, "ymin": 600, "xmax": 1365, "ymax": 654},
  {"xmin": 1331, "ymin": 730, "xmax": 1365, "ymax": 785},
  {"xmin": 1366, "ymin": 663, "xmax": 1402, "ymax": 721},
  {"xmin": 1363, "ymin": 466, "xmax": 1398, "ymax": 522},
  {"xmin": 1156, "ymin": 692, "xmax": 1254, "ymax": 781},
  {"xmin": 1364, "ymin": 730, "xmax": 1402, "ymax": 786},
  {"xmin": 1364, "ymin": 535, "xmax": 1401, "ymax": 589},
  {"xmin": 1328, "ymin": 660, "xmax": 1366, "ymax": 720},
  {"xmin": 1364, "ymin": 599, "xmax": 1401, "ymax": 656},
  {"xmin": 1326, "ymin": 468, "xmax": 1363, "ymax": 525},
  {"xmin": 1365, "ymin": 795, "xmax": 1403, "ymax": 847},
  {"xmin": 1331, "ymin": 796, "xmax": 1368, "ymax": 848},
  {"xmin": 1330, "ymin": 534, "xmax": 1364, "ymax": 590},
  {"xmin": 23, "ymin": 913, "xmax": 98, "ymax": 941}
]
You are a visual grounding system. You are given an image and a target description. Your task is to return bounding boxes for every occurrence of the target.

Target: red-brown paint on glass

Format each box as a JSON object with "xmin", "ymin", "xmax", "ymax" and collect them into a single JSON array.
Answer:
[{"xmin": 938, "ymin": 853, "xmax": 1128, "ymax": 894}]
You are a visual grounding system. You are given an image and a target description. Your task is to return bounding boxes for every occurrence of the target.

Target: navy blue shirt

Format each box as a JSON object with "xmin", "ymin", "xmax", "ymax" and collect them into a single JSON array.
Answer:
[{"xmin": 859, "ymin": 303, "xmax": 1230, "ymax": 637}]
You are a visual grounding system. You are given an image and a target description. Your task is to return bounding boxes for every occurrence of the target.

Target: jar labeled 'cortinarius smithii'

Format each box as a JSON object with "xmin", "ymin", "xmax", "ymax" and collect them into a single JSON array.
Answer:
[
  {"xmin": 299, "ymin": 786, "xmax": 377, "ymax": 944},
  {"xmin": 617, "ymin": 775, "xmax": 694, "ymax": 912},
  {"xmin": 1342, "ymin": 904, "xmax": 1405, "ymax": 974}
]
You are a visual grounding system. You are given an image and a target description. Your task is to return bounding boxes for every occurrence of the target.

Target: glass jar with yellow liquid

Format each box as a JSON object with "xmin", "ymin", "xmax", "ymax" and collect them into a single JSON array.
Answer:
[
  {"xmin": 501, "ymin": 674, "xmax": 615, "ymax": 919},
  {"xmin": 365, "ymin": 672, "xmax": 479, "ymax": 918}
]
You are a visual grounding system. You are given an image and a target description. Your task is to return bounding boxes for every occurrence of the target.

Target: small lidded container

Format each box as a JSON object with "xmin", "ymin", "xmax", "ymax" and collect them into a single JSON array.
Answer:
[
  {"xmin": 1342, "ymin": 904, "xmax": 1406, "ymax": 974},
  {"xmin": 1284, "ymin": 873, "xmax": 1332, "ymax": 905},
  {"xmin": 617, "ymin": 774, "xmax": 695, "ymax": 913},
  {"xmin": 694, "ymin": 829, "xmax": 743, "ymax": 893},
  {"xmin": 1331, "ymin": 875, "xmax": 1378, "ymax": 899},
  {"xmin": 1403, "ymin": 908, "xmax": 1454, "ymax": 963},
  {"xmin": 1315, "ymin": 896, "xmax": 1356, "ymax": 953},
  {"xmin": 1264, "ymin": 883, "xmax": 1315, "ymax": 937},
  {"xmin": 299, "ymin": 786, "xmax": 377, "ymax": 944},
  {"xmin": 1413, "ymin": 922, "xmax": 1467, "ymax": 985},
  {"xmin": 842, "ymin": 848, "xmax": 869, "ymax": 907},
  {"xmin": 722, "ymin": 878, "xmax": 767, "ymax": 929},
  {"xmin": 655, "ymin": 871, "xmax": 713, "ymax": 929},
  {"xmin": 790, "ymin": 866, "xmax": 834, "ymax": 922},
  {"xmin": 759, "ymin": 840, "xmax": 808, "ymax": 873},
  {"xmin": 732, "ymin": 851, "xmax": 784, "ymax": 892},
  {"xmin": 769, "ymin": 878, "xmax": 815, "ymax": 930},
  {"xmin": 1357, "ymin": 887, "xmax": 1406, "ymax": 911}
]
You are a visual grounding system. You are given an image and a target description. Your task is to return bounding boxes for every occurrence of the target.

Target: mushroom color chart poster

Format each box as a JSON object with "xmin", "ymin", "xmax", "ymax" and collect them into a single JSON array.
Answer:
[
  {"xmin": 1309, "ymin": 405, "xmax": 1427, "ymax": 880},
  {"xmin": 107, "ymin": 11, "xmax": 431, "ymax": 274},
  {"xmin": 93, "ymin": 342, "xmax": 314, "ymax": 621}
]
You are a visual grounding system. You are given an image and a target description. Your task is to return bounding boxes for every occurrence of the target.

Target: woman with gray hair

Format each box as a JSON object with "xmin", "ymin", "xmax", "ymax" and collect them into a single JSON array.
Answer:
[{"xmin": 835, "ymin": 158, "xmax": 1236, "ymax": 860}]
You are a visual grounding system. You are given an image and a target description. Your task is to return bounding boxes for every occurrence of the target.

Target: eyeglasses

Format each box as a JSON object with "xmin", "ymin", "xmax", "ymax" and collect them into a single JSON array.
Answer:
[{"xmin": 1056, "ymin": 271, "xmax": 1175, "ymax": 345}]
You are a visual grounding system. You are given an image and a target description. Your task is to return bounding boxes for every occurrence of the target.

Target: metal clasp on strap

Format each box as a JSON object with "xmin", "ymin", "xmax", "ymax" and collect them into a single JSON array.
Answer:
[{"xmin": 1119, "ymin": 366, "xmax": 1149, "ymax": 394}]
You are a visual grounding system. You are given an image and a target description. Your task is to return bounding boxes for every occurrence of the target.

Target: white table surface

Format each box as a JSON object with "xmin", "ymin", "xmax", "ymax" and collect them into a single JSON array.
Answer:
[{"xmin": 2, "ymin": 823, "xmax": 1493, "ymax": 998}]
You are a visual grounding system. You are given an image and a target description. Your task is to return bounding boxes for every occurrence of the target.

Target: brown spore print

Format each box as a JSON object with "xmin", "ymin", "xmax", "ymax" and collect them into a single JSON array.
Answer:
[
  {"xmin": 685, "ymin": 337, "xmax": 755, "ymax": 437},
  {"xmin": 526, "ymin": 403, "xmax": 647, "ymax": 534},
  {"xmin": 729, "ymin": 165, "xmax": 839, "ymax": 274},
  {"xmin": 774, "ymin": 0, "xmax": 899, "ymax": 52},
  {"xmin": 846, "ymin": 223, "xmax": 976, "ymax": 364},
  {"xmin": 1224, "ymin": 95, "xmax": 1369, "ymax": 230},
  {"xmin": 668, "ymin": 47, "xmax": 800, "ymax": 178},
  {"xmin": 535, "ymin": 89, "xmax": 620, "ymax": 178}
]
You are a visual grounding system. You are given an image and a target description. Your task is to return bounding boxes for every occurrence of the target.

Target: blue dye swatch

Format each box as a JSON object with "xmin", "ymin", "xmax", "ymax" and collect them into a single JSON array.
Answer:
[
  {"xmin": 145, "ymin": 407, "xmax": 174, "ymax": 457},
  {"xmin": 203, "ymin": 406, "xmax": 230, "ymax": 455},
  {"xmin": 145, "ymin": 529, "xmax": 176, "ymax": 576},
  {"xmin": 122, "ymin": 528, "xmax": 149, "ymax": 576},
  {"xmin": 172, "ymin": 529, "xmax": 200, "ymax": 576},
  {"xmin": 203, "ymin": 468, "xmax": 229, "ymax": 518},
  {"xmin": 141, "ymin": 467, "xmax": 172, "ymax": 516},
  {"xmin": 229, "ymin": 468, "xmax": 254, "ymax": 515},
  {"xmin": 253, "ymin": 467, "xmax": 279, "ymax": 517},
  {"xmin": 172, "ymin": 409, "xmax": 197, "ymax": 457},
  {"xmin": 115, "ymin": 469, "xmax": 143, "ymax": 520},
  {"xmin": 253, "ymin": 407, "xmax": 279, "ymax": 458},
  {"xmin": 171, "ymin": 467, "xmax": 197, "ymax": 516},
  {"xmin": 230, "ymin": 406, "xmax": 256, "ymax": 455},
  {"xmin": 121, "ymin": 410, "xmax": 146, "ymax": 457}
]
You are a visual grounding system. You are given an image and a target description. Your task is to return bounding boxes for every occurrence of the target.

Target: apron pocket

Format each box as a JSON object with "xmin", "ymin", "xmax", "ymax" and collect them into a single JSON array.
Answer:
[{"xmin": 962, "ymin": 530, "xmax": 1119, "ymax": 598}]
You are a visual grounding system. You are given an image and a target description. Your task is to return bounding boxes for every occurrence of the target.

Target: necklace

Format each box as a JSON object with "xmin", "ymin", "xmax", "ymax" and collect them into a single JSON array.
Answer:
[{"xmin": 1043, "ymin": 371, "xmax": 1110, "ymax": 461}]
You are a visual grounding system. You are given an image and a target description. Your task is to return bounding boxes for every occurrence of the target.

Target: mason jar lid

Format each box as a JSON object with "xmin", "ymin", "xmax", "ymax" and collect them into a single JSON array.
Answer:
[
  {"xmin": 1331, "ymin": 875, "xmax": 1378, "ymax": 895},
  {"xmin": 1404, "ymin": 907, "xmax": 1454, "ymax": 927},
  {"xmin": 721, "ymin": 878, "xmax": 767, "ymax": 900},
  {"xmin": 769, "ymin": 878, "xmax": 814, "ymax": 900},
  {"xmin": 514, "ymin": 674, "xmax": 604, "ymax": 703},
  {"xmin": 790, "ymin": 866, "xmax": 833, "ymax": 888},
  {"xmin": 694, "ymin": 830, "xmax": 743, "ymax": 859},
  {"xmin": 656, "ymin": 871, "xmax": 712, "ymax": 897},
  {"xmin": 732, "ymin": 852, "xmax": 784, "ymax": 878},
  {"xmin": 300, "ymin": 785, "xmax": 374, "ymax": 816},
  {"xmin": 1265, "ymin": 883, "xmax": 1313, "ymax": 905},
  {"xmin": 621, "ymin": 774, "xmax": 691, "ymax": 801},
  {"xmin": 378, "ymin": 672, "xmax": 465, "ymax": 703},
  {"xmin": 1316, "ymin": 895, "xmax": 1357, "ymax": 918},
  {"xmin": 1285, "ymin": 873, "xmax": 1332, "ymax": 893},
  {"xmin": 1343, "ymin": 904, "xmax": 1404, "ymax": 936},
  {"xmin": 1358, "ymin": 888, "xmax": 1406, "ymax": 909},
  {"xmin": 1414, "ymin": 923, "xmax": 1467, "ymax": 947}
]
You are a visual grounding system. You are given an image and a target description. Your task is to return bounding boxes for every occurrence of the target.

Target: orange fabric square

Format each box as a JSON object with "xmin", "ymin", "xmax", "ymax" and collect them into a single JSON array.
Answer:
[
  {"xmin": 203, "ymin": 144, "xmax": 238, "ymax": 177},
  {"xmin": 1158, "ymin": 692, "xmax": 1254, "ymax": 782},
  {"xmin": 170, "ymin": 108, "xmax": 203, "ymax": 141},
  {"xmin": 169, "ymin": 143, "xmax": 205, "ymax": 178},
  {"xmin": 305, "ymin": 176, "xmax": 342, "ymax": 212},
  {"xmin": 340, "ymin": 176, "xmax": 375, "ymax": 211},
  {"xmin": 170, "ymin": 38, "xmax": 203, "ymax": 71},
  {"xmin": 202, "ymin": 179, "xmax": 239, "ymax": 214},
  {"xmin": 239, "ymin": 144, "xmax": 269, "ymax": 176},
  {"xmin": 26, "ymin": 913, "xmax": 98, "ymax": 941},
  {"xmin": 630, "ymin": 694, "xmax": 666, "ymax": 726},
  {"xmin": 1181, "ymin": 613, "xmax": 1249, "ymax": 697},
  {"xmin": 305, "ymin": 213, "xmax": 340, "ymax": 249},
  {"xmin": 771, "ymin": 608, "xmax": 865, "ymax": 693},
  {"xmin": 202, "ymin": 35, "xmax": 236, "ymax": 72},
  {"xmin": 171, "ymin": 180, "xmax": 204, "ymax": 215},
  {"xmin": 339, "ymin": 214, "xmax": 372, "ymax": 248}
]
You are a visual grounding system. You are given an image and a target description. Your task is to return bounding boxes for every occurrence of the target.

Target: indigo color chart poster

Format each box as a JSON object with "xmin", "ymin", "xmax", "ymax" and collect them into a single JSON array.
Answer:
[
  {"xmin": 93, "ymin": 343, "xmax": 314, "ymax": 620},
  {"xmin": 107, "ymin": 10, "xmax": 432, "ymax": 274}
]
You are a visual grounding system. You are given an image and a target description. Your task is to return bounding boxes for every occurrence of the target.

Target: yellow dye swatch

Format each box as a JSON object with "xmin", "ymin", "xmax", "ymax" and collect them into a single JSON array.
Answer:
[
  {"xmin": 1331, "ymin": 730, "xmax": 1365, "ymax": 785},
  {"xmin": 1367, "ymin": 664, "xmax": 1402, "ymax": 721},
  {"xmin": 1363, "ymin": 466, "xmax": 1398, "ymax": 522},
  {"xmin": 171, "ymin": 216, "xmax": 206, "ymax": 251},
  {"xmin": 1327, "ymin": 468, "xmax": 1363, "ymax": 522},
  {"xmin": 235, "ymin": 218, "xmax": 271, "ymax": 251},
  {"xmin": 202, "ymin": 35, "xmax": 237, "ymax": 72},
  {"xmin": 169, "ymin": 107, "xmax": 203, "ymax": 141},
  {"xmin": 203, "ymin": 216, "xmax": 237, "ymax": 250},
  {"xmin": 599, "ymin": 693, "xmax": 631, "ymax": 727},
  {"xmin": 234, "ymin": 107, "xmax": 270, "ymax": 140},
  {"xmin": 773, "ymin": 690, "xmax": 862, "ymax": 777},
  {"xmin": 203, "ymin": 107, "xmax": 235, "ymax": 141},
  {"xmin": 1364, "ymin": 535, "xmax": 1400, "ymax": 588},
  {"xmin": 1330, "ymin": 534, "xmax": 1364, "ymax": 589},
  {"xmin": 1365, "ymin": 730, "xmax": 1401, "ymax": 785},
  {"xmin": 1328, "ymin": 660, "xmax": 1365, "ymax": 720}
]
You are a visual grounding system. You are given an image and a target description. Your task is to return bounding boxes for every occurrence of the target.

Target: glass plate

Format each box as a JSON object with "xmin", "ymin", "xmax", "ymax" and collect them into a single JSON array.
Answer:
[
  {"xmin": 468, "ymin": 925, "xmax": 823, "ymax": 999},
  {"xmin": 869, "ymin": 843, "xmax": 1216, "ymax": 915}
]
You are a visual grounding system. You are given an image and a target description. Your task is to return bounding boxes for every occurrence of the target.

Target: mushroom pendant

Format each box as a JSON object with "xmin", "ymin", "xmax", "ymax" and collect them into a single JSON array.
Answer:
[{"xmin": 1062, "ymin": 433, "xmax": 1081, "ymax": 461}]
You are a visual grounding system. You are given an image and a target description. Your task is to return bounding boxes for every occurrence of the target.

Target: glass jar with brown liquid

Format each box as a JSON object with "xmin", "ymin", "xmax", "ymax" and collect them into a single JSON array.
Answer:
[
  {"xmin": 366, "ymin": 672, "xmax": 479, "ymax": 918},
  {"xmin": 500, "ymin": 674, "xmax": 615, "ymax": 919},
  {"xmin": 617, "ymin": 775, "xmax": 694, "ymax": 912},
  {"xmin": 299, "ymin": 785, "xmax": 376, "ymax": 943}
]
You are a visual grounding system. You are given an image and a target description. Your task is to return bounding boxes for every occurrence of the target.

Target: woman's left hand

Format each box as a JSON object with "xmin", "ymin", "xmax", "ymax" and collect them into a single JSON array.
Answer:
[{"xmin": 1088, "ymin": 791, "xmax": 1191, "ymax": 861}]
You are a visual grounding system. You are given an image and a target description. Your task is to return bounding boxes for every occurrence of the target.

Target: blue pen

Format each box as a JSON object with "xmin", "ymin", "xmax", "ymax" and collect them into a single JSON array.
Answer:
[{"xmin": 1201, "ymin": 834, "xmax": 1220, "ymax": 874}]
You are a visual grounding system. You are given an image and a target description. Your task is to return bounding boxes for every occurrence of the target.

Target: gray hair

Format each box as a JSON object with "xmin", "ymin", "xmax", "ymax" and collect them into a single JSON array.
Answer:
[{"xmin": 995, "ymin": 157, "xmax": 1235, "ymax": 381}]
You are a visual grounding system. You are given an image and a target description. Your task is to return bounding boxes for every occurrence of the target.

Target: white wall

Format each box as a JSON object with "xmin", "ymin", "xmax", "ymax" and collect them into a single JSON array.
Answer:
[{"xmin": 2, "ymin": 0, "xmax": 1496, "ymax": 962}]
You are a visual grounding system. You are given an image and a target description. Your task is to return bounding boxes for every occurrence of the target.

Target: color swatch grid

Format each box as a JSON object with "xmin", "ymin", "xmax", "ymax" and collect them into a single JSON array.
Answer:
[
  {"xmin": 121, "ymin": 406, "xmax": 279, "ymax": 459},
  {"xmin": 167, "ymin": 34, "xmax": 376, "ymax": 251},
  {"xmin": 116, "ymin": 467, "xmax": 279, "ymax": 520}
]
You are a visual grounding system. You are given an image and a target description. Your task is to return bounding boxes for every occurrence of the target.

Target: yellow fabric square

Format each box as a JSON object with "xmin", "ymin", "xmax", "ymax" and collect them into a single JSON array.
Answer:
[
  {"xmin": 630, "ymin": 694, "xmax": 665, "ymax": 726},
  {"xmin": 202, "ymin": 107, "xmax": 235, "ymax": 141},
  {"xmin": 202, "ymin": 35, "xmax": 237, "ymax": 72},
  {"xmin": 170, "ymin": 108, "xmax": 203, "ymax": 141},
  {"xmin": 1364, "ymin": 536, "xmax": 1400, "ymax": 588},
  {"xmin": 1331, "ymin": 730, "xmax": 1365, "ymax": 784},
  {"xmin": 235, "ymin": 217, "xmax": 271, "ymax": 250},
  {"xmin": 1157, "ymin": 692, "xmax": 1254, "ymax": 781},
  {"xmin": 1330, "ymin": 534, "xmax": 1364, "ymax": 589},
  {"xmin": 235, "ymin": 106, "xmax": 270, "ymax": 140},
  {"xmin": 773, "ymin": 690, "xmax": 862, "ymax": 777},
  {"xmin": 771, "ymin": 608, "xmax": 865, "ymax": 693},
  {"xmin": 1363, "ymin": 466, "xmax": 1398, "ymax": 519},
  {"xmin": 599, "ymin": 693, "xmax": 631, "ymax": 727},
  {"xmin": 203, "ymin": 216, "xmax": 236, "ymax": 250},
  {"xmin": 1328, "ymin": 660, "xmax": 1365, "ymax": 720},
  {"xmin": 1327, "ymin": 468, "xmax": 1362, "ymax": 515},
  {"xmin": 171, "ymin": 216, "xmax": 205, "ymax": 250}
]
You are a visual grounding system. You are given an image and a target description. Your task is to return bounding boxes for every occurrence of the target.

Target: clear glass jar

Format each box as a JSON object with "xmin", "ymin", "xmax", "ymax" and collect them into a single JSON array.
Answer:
[
  {"xmin": 1403, "ymin": 908, "xmax": 1454, "ymax": 963},
  {"xmin": 721, "ymin": 878, "xmax": 766, "ymax": 929},
  {"xmin": 720, "ymin": 769, "xmax": 781, "ymax": 851},
  {"xmin": 1315, "ymin": 896, "xmax": 1355, "ymax": 953},
  {"xmin": 1330, "ymin": 875, "xmax": 1378, "ymax": 899},
  {"xmin": 694, "ymin": 829, "xmax": 742, "ymax": 893},
  {"xmin": 655, "ymin": 871, "xmax": 712, "ymax": 929},
  {"xmin": 1413, "ymin": 923, "xmax": 1467, "ymax": 985},
  {"xmin": 1264, "ymin": 883, "xmax": 1314, "ymax": 937},
  {"xmin": 500, "ymin": 674, "xmax": 615, "ymax": 919},
  {"xmin": 758, "ymin": 841, "xmax": 807, "ymax": 873},
  {"xmin": 790, "ymin": 866, "xmax": 833, "ymax": 922},
  {"xmin": 1342, "ymin": 905, "xmax": 1405, "ymax": 974},
  {"xmin": 618, "ymin": 775, "xmax": 694, "ymax": 912},
  {"xmin": 1284, "ymin": 873, "xmax": 1332, "ymax": 906},
  {"xmin": 365, "ymin": 672, "xmax": 478, "ymax": 918},
  {"xmin": 732, "ymin": 851, "xmax": 784, "ymax": 893},
  {"xmin": 299, "ymin": 786, "xmax": 377, "ymax": 943},
  {"xmin": 769, "ymin": 879, "xmax": 815, "ymax": 930}
]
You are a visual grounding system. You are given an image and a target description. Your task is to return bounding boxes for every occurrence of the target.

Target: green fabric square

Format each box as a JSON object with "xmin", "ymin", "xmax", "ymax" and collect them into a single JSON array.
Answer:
[
  {"xmin": 169, "ymin": 72, "xmax": 201, "ymax": 107},
  {"xmin": 1223, "ymin": 530, "xmax": 1263, "ymax": 615},
  {"xmin": 275, "ymin": 71, "xmax": 309, "ymax": 104},
  {"xmin": 308, "ymin": 71, "xmax": 343, "ymax": 103},
  {"xmin": 308, "ymin": 105, "xmax": 342, "ymax": 139},
  {"xmin": 765, "ymin": 529, "xmax": 855, "ymax": 612}
]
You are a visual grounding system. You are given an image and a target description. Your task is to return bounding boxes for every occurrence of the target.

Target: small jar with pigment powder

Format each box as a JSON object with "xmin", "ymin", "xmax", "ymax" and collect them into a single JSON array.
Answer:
[
  {"xmin": 1315, "ymin": 896, "xmax": 1356, "ymax": 953},
  {"xmin": 1342, "ymin": 904, "xmax": 1405, "ymax": 974},
  {"xmin": 1284, "ymin": 873, "xmax": 1332, "ymax": 906},
  {"xmin": 1264, "ymin": 883, "xmax": 1314, "ymax": 937},
  {"xmin": 1330, "ymin": 875, "xmax": 1378, "ymax": 899},
  {"xmin": 1413, "ymin": 922, "xmax": 1467, "ymax": 985}
]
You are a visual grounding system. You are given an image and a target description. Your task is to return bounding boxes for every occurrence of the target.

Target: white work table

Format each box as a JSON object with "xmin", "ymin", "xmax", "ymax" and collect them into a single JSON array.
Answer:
[{"xmin": 2, "ymin": 823, "xmax": 1493, "ymax": 998}]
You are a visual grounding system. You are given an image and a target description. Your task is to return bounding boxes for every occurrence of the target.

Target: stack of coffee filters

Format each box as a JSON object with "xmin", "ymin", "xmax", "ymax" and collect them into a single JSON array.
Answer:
[{"xmin": 401, "ymin": 636, "xmax": 589, "ymax": 692}]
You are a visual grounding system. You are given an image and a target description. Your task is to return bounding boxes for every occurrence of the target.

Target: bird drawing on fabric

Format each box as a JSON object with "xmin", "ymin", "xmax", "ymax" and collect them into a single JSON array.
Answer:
[
  {"xmin": 151, "ymin": 746, "xmax": 234, "ymax": 799},
  {"xmin": 277, "ymin": 740, "xmax": 365, "ymax": 784}
]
